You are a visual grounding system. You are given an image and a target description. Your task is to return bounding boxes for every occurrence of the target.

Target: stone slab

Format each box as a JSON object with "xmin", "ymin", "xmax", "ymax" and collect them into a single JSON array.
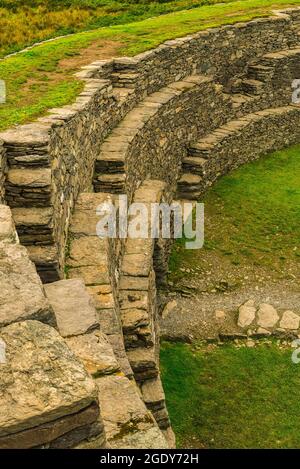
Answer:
[
  {"xmin": 0, "ymin": 402, "xmax": 99, "ymax": 449},
  {"xmin": 0, "ymin": 320, "xmax": 97, "ymax": 436},
  {"xmin": 44, "ymin": 278, "xmax": 99, "ymax": 337},
  {"xmin": 0, "ymin": 242, "xmax": 54, "ymax": 327},
  {"xmin": 65, "ymin": 331, "xmax": 120, "ymax": 377}
]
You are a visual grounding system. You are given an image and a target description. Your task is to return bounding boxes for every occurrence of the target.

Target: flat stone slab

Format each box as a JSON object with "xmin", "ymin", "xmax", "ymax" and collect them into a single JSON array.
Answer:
[
  {"xmin": 44, "ymin": 278, "xmax": 99, "ymax": 337},
  {"xmin": 0, "ymin": 320, "xmax": 97, "ymax": 436},
  {"xmin": 0, "ymin": 402, "xmax": 99, "ymax": 449},
  {"xmin": 110, "ymin": 426, "xmax": 168, "ymax": 449},
  {"xmin": 65, "ymin": 331, "xmax": 120, "ymax": 377},
  {"xmin": 0, "ymin": 205, "xmax": 18, "ymax": 244},
  {"xmin": 141, "ymin": 377, "xmax": 165, "ymax": 408},
  {"xmin": 95, "ymin": 375, "xmax": 166, "ymax": 448},
  {"xmin": 0, "ymin": 242, "xmax": 54, "ymax": 327}
]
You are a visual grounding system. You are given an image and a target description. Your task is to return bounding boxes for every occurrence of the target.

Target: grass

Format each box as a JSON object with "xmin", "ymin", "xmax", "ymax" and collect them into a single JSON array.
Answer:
[
  {"xmin": 160, "ymin": 340, "xmax": 300, "ymax": 448},
  {"xmin": 169, "ymin": 144, "xmax": 300, "ymax": 280},
  {"xmin": 0, "ymin": 0, "xmax": 234, "ymax": 57},
  {"xmin": 1, "ymin": 1, "xmax": 300, "ymax": 131}
]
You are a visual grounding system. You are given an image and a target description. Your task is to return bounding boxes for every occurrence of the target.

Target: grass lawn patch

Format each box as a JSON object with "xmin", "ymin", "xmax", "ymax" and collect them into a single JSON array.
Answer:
[
  {"xmin": 1, "ymin": 1, "xmax": 300, "ymax": 130},
  {"xmin": 169, "ymin": 144, "xmax": 300, "ymax": 282},
  {"xmin": 160, "ymin": 340, "xmax": 300, "ymax": 448}
]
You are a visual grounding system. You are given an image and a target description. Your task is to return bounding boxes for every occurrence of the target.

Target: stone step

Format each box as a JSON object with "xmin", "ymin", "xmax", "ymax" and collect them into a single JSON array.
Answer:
[
  {"xmin": 126, "ymin": 347, "xmax": 159, "ymax": 382},
  {"xmin": 93, "ymin": 375, "xmax": 167, "ymax": 449},
  {"xmin": 93, "ymin": 173, "xmax": 126, "ymax": 194},
  {"xmin": 94, "ymin": 151, "xmax": 125, "ymax": 175},
  {"xmin": 240, "ymin": 79, "xmax": 264, "ymax": 96},
  {"xmin": 176, "ymin": 173, "xmax": 203, "ymax": 201},
  {"xmin": 5, "ymin": 168, "xmax": 51, "ymax": 207},
  {"xmin": 27, "ymin": 244, "xmax": 60, "ymax": 284},
  {"xmin": 111, "ymin": 72, "xmax": 140, "ymax": 88},
  {"xmin": 182, "ymin": 156, "xmax": 208, "ymax": 176},
  {"xmin": 230, "ymin": 93, "xmax": 254, "ymax": 110},
  {"xmin": 247, "ymin": 64, "xmax": 274, "ymax": 81},
  {"xmin": 11, "ymin": 207, "xmax": 54, "ymax": 245}
]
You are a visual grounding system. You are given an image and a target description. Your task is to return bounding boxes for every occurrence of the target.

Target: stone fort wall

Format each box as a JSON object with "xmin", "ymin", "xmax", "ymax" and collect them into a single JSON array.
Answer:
[{"xmin": 1, "ymin": 7, "xmax": 300, "ymax": 448}]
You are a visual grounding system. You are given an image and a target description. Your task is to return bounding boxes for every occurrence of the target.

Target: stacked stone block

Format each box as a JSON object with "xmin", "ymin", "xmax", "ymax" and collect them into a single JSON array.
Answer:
[
  {"xmin": 178, "ymin": 104, "xmax": 300, "ymax": 199},
  {"xmin": 0, "ymin": 205, "xmax": 104, "ymax": 449}
]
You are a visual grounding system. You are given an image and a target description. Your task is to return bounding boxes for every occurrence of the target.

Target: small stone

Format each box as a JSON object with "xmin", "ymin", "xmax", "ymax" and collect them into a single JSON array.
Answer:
[
  {"xmin": 238, "ymin": 300, "xmax": 256, "ymax": 328},
  {"xmin": 256, "ymin": 327, "xmax": 272, "ymax": 336},
  {"xmin": 246, "ymin": 339, "xmax": 255, "ymax": 348},
  {"xmin": 161, "ymin": 300, "xmax": 177, "ymax": 319},
  {"xmin": 279, "ymin": 311, "xmax": 300, "ymax": 330},
  {"xmin": 215, "ymin": 310, "xmax": 226, "ymax": 320},
  {"xmin": 257, "ymin": 303, "xmax": 279, "ymax": 328}
]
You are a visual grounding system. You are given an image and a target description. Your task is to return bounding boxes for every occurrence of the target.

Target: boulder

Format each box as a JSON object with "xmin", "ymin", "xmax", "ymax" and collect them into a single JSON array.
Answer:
[
  {"xmin": 257, "ymin": 303, "xmax": 279, "ymax": 328},
  {"xmin": 238, "ymin": 300, "xmax": 256, "ymax": 328},
  {"xmin": 279, "ymin": 311, "xmax": 300, "ymax": 330}
]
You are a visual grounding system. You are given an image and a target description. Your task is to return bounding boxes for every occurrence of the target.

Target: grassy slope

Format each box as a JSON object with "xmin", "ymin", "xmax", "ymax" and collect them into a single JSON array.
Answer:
[
  {"xmin": 169, "ymin": 145, "xmax": 300, "ymax": 282},
  {"xmin": 1, "ymin": 0, "xmax": 300, "ymax": 131},
  {"xmin": 0, "ymin": 0, "xmax": 234, "ymax": 57},
  {"xmin": 161, "ymin": 341, "xmax": 300, "ymax": 448}
]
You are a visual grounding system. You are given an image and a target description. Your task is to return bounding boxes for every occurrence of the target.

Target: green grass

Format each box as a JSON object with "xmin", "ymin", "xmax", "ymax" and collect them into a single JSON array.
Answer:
[
  {"xmin": 169, "ymin": 144, "xmax": 300, "ymax": 279},
  {"xmin": 161, "ymin": 340, "xmax": 300, "ymax": 448},
  {"xmin": 0, "ymin": 0, "xmax": 238, "ymax": 57},
  {"xmin": 1, "ymin": 1, "xmax": 300, "ymax": 131}
]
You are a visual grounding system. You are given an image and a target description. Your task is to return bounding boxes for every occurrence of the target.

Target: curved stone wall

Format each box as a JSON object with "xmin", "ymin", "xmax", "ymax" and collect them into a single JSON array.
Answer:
[
  {"xmin": 0, "ymin": 8, "xmax": 300, "ymax": 281},
  {"xmin": 1, "ymin": 7, "xmax": 300, "ymax": 449}
]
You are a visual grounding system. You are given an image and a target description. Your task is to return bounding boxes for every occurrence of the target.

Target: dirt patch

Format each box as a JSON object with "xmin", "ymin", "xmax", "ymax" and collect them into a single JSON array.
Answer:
[
  {"xmin": 59, "ymin": 39, "xmax": 124, "ymax": 71},
  {"xmin": 160, "ymin": 246, "xmax": 300, "ymax": 342}
]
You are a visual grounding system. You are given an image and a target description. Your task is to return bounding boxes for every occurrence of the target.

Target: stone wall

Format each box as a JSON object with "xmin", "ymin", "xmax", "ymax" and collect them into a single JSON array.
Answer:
[
  {"xmin": 1, "ymin": 8, "xmax": 300, "ymax": 281},
  {"xmin": 2, "ymin": 7, "xmax": 300, "ymax": 449}
]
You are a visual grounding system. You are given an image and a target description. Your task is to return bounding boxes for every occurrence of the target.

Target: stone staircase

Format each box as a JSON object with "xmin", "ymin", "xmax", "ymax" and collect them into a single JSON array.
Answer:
[
  {"xmin": 44, "ymin": 276, "xmax": 167, "ymax": 449},
  {"xmin": 230, "ymin": 46, "xmax": 300, "ymax": 114},
  {"xmin": 62, "ymin": 191, "xmax": 171, "ymax": 448},
  {"xmin": 0, "ymin": 125, "xmax": 59, "ymax": 283},
  {"xmin": 93, "ymin": 74, "xmax": 230, "ymax": 196}
]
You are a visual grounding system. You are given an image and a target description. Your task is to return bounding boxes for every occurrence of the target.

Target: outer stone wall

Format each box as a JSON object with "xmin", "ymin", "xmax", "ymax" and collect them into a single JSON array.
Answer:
[
  {"xmin": 1, "ymin": 7, "xmax": 300, "ymax": 449},
  {"xmin": 0, "ymin": 8, "xmax": 300, "ymax": 280}
]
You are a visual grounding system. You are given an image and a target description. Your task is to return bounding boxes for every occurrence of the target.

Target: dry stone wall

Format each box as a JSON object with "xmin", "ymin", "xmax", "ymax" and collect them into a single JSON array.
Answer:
[
  {"xmin": 1, "ymin": 8, "xmax": 300, "ymax": 281},
  {"xmin": 2, "ymin": 7, "xmax": 300, "ymax": 449}
]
